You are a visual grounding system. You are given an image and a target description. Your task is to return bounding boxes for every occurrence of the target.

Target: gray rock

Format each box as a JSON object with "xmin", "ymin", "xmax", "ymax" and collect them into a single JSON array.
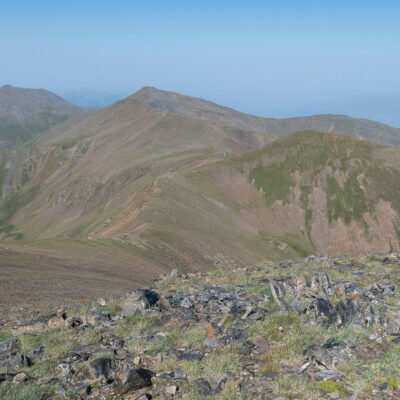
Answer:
[
  {"xmin": 180, "ymin": 297, "xmax": 193, "ymax": 308},
  {"xmin": 13, "ymin": 372, "xmax": 28, "ymax": 383},
  {"xmin": 387, "ymin": 320, "xmax": 400, "ymax": 336},
  {"xmin": 203, "ymin": 338, "xmax": 220, "ymax": 348},
  {"xmin": 212, "ymin": 376, "xmax": 227, "ymax": 394},
  {"xmin": 314, "ymin": 370, "xmax": 341, "ymax": 382},
  {"xmin": 10, "ymin": 354, "xmax": 31, "ymax": 369},
  {"xmin": 82, "ymin": 311, "xmax": 110, "ymax": 326},
  {"xmin": 173, "ymin": 368, "xmax": 187, "ymax": 379},
  {"xmin": 122, "ymin": 289, "xmax": 160, "ymax": 315},
  {"xmin": 63, "ymin": 343, "xmax": 103, "ymax": 362},
  {"xmin": 89, "ymin": 357, "xmax": 113, "ymax": 380},
  {"xmin": 0, "ymin": 340, "xmax": 19, "ymax": 361},
  {"xmin": 58, "ymin": 363, "xmax": 74, "ymax": 377},
  {"xmin": 178, "ymin": 352, "xmax": 203, "ymax": 361},
  {"xmin": 69, "ymin": 382, "xmax": 91, "ymax": 396},
  {"xmin": 195, "ymin": 378, "xmax": 211, "ymax": 395},
  {"xmin": 116, "ymin": 368, "xmax": 153, "ymax": 394}
]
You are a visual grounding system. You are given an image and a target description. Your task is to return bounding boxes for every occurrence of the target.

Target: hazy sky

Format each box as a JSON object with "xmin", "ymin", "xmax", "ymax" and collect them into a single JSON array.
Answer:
[{"xmin": 1, "ymin": 1, "xmax": 400, "ymax": 125}]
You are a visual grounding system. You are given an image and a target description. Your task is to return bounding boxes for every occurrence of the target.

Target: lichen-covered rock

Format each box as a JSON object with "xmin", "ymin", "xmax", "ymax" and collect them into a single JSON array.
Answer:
[
  {"xmin": 387, "ymin": 319, "xmax": 400, "ymax": 336},
  {"xmin": 122, "ymin": 289, "xmax": 160, "ymax": 315}
]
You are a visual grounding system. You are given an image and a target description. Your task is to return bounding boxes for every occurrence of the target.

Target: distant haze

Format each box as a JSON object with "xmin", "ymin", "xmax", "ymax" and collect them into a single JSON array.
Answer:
[
  {"xmin": 59, "ymin": 89, "xmax": 130, "ymax": 108},
  {"xmin": 1, "ymin": 1, "xmax": 400, "ymax": 126}
]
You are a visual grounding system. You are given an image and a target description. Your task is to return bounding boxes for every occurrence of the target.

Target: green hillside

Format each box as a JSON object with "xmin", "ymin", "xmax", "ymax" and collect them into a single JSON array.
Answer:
[{"xmin": 0, "ymin": 85, "xmax": 84, "ymax": 145}]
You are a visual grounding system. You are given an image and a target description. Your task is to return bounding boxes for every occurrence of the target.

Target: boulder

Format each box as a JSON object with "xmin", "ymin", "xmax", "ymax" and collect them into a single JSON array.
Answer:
[
  {"xmin": 116, "ymin": 368, "xmax": 153, "ymax": 394},
  {"xmin": 58, "ymin": 363, "xmax": 74, "ymax": 377},
  {"xmin": 0, "ymin": 340, "xmax": 20, "ymax": 361},
  {"xmin": 173, "ymin": 369, "xmax": 187, "ymax": 379},
  {"xmin": 82, "ymin": 311, "xmax": 110, "ymax": 326},
  {"xmin": 314, "ymin": 370, "xmax": 341, "ymax": 382},
  {"xmin": 13, "ymin": 372, "xmax": 28, "ymax": 384},
  {"xmin": 122, "ymin": 290, "xmax": 160, "ymax": 315},
  {"xmin": 165, "ymin": 385, "xmax": 178, "ymax": 395},
  {"xmin": 194, "ymin": 378, "xmax": 211, "ymax": 395},
  {"xmin": 10, "ymin": 354, "xmax": 32, "ymax": 369},
  {"xmin": 387, "ymin": 319, "xmax": 400, "ymax": 336},
  {"xmin": 89, "ymin": 357, "xmax": 113, "ymax": 380},
  {"xmin": 63, "ymin": 344, "xmax": 104, "ymax": 362},
  {"xmin": 68, "ymin": 382, "xmax": 91, "ymax": 396},
  {"xmin": 47, "ymin": 310, "xmax": 67, "ymax": 329}
]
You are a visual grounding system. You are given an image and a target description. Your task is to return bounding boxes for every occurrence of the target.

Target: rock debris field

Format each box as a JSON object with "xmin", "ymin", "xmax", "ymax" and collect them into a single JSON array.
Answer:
[{"xmin": 1, "ymin": 253, "xmax": 400, "ymax": 399}]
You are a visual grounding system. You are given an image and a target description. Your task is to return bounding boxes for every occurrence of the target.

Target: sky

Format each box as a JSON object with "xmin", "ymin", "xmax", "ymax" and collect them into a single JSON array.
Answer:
[{"xmin": 1, "ymin": 1, "xmax": 400, "ymax": 125}]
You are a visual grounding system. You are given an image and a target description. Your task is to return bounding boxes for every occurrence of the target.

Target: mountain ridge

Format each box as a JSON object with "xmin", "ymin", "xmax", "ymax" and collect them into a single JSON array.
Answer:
[
  {"xmin": 133, "ymin": 86, "xmax": 400, "ymax": 145},
  {"xmin": 0, "ymin": 85, "xmax": 86, "ymax": 146}
]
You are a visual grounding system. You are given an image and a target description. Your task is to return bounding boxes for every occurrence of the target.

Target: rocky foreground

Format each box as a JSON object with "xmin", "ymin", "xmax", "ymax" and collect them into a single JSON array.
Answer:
[{"xmin": 1, "ymin": 254, "xmax": 400, "ymax": 399}]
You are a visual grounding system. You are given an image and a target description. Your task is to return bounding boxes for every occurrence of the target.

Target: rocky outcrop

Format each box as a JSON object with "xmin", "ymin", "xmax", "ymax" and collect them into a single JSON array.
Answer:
[
  {"xmin": 1, "ymin": 252, "xmax": 400, "ymax": 399},
  {"xmin": 270, "ymin": 271, "xmax": 390, "ymax": 328}
]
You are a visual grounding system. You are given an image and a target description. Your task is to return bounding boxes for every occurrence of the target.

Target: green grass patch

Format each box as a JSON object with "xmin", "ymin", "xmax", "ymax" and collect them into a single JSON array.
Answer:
[
  {"xmin": 95, "ymin": 300, "xmax": 122, "ymax": 317},
  {"xmin": 114, "ymin": 313, "xmax": 160, "ymax": 338},
  {"xmin": 0, "ymin": 384, "xmax": 48, "ymax": 400},
  {"xmin": 271, "ymin": 375, "xmax": 322, "ymax": 399},
  {"xmin": 317, "ymin": 380, "xmax": 346, "ymax": 394}
]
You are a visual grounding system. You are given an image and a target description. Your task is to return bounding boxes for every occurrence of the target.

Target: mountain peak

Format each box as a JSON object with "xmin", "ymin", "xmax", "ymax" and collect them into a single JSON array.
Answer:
[
  {"xmin": 135, "ymin": 86, "xmax": 164, "ymax": 94},
  {"xmin": 0, "ymin": 85, "xmax": 84, "ymax": 145},
  {"xmin": 0, "ymin": 84, "xmax": 16, "ymax": 91},
  {"xmin": 132, "ymin": 86, "xmax": 190, "ymax": 115},
  {"xmin": 133, "ymin": 86, "xmax": 178, "ymax": 99}
]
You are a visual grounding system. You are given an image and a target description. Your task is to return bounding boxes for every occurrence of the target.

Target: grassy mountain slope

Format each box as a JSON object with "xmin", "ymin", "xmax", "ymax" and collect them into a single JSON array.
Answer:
[
  {"xmin": 0, "ymin": 85, "xmax": 84, "ymax": 146},
  {"xmin": 4, "ymin": 126, "xmax": 400, "ymax": 273},
  {"xmin": 134, "ymin": 87, "xmax": 400, "ymax": 145},
  {"xmin": 92, "ymin": 130, "xmax": 400, "ymax": 271},
  {"xmin": 0, "ymin": 96, "xmax": 275, "ymax": 241}
]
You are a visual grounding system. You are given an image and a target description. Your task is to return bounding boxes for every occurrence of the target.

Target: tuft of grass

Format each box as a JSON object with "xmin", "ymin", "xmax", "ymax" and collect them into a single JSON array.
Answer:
[
  {"xmin": 202, "ymin": 351, "xmax": 242, "ymax": 381},
  {"xmin": 114, "ymin": 312, "xmax": 160, "ymax": 338},
  {"xmin": 0, "ymin": 327, "xmax": 13, "ymax": 341},
  {"xmin": 95, "ymin": 299, "xmax": 122, "ymax": 317},
  {"xmin": 182, "ymin": 381, "xmax": 243, "ymax": 400},
  {"xmin": 271, "ymin": 375, "xmax": 323, "ymax": 400},
  {"xmin": 250, "ymin": 313, "xmax": 331, "ymax": 370},
  {"xmin": 180, "ymin": 324, "xmax": 207, "ymax": 347},
  {"xmin": 214, "ymin": 381, "xmax": 243, "ymax": 400},
  {"xmin": 148, "ymin": 326, "xmax": 181, "ymax": 355},
  {"xmin": 19, "ymin": 326, "xmax": 99, "ymax": 360},
  {"xmin": 0, "ymin": 384, "xmax": 48, "ymax": 400},
  {"xmin": 20, "ymin": 327, "xmax": 74, "ymax": 356},
  {"xmin": 361, "ymin": 346, "xmax": 400, "ymax": 387},
  {"xmin": 154, "ymin": 351, "xmax": 242, "ymax": 383}
]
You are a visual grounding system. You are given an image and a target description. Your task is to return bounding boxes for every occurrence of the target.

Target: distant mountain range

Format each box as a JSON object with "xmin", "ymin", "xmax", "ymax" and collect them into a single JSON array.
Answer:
[
  {"xmin": 1, "ymin": 85, "xmax": 400, "ymax": 312},
  {"xmin": 0, "ymin": 85, "xmax": 85, "ymax": 146},
  {"xmin": 59, "ymin": 88, "xmax": 128, "ymax": 108}
]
